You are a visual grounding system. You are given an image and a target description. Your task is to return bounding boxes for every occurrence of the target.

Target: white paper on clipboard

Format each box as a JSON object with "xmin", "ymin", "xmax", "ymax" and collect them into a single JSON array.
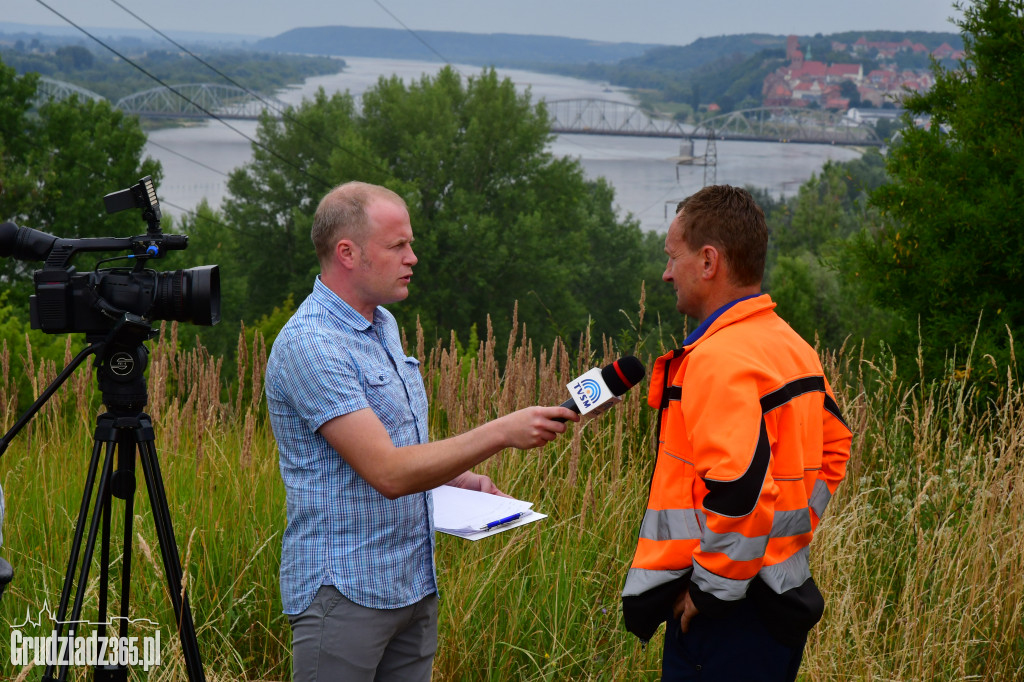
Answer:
[{"xmin": 432, "ymin": 485, "xmax": 546, "ymax": 541}]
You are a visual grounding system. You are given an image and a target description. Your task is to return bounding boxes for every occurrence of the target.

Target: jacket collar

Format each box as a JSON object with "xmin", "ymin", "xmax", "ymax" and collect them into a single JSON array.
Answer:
[
  {"xmin": 647, "ymin": 294, "xmax": 776, "ymax": 410},
  {"xmin": 682, "ymin": 293, "xmax": 774, "ymax": 350}
]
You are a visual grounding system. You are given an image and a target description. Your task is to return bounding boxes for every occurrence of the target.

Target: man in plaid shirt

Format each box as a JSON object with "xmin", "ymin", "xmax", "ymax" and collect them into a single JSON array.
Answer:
[{"xmin": 266, "ymin": 181, "xmax": 576, "ymax": 682}]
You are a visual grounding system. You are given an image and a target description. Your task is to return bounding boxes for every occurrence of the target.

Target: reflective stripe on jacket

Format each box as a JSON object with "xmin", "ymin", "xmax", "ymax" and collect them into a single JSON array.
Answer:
[{"xmin": 621, "ymin": 294, "xmax": 852, "ymax": 643}]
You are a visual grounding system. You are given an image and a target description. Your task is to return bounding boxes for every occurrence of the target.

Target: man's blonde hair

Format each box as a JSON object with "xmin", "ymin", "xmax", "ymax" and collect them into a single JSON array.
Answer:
[{"xmin": 311, "ymin": 182, "xmax": 408, "ymax": 265}]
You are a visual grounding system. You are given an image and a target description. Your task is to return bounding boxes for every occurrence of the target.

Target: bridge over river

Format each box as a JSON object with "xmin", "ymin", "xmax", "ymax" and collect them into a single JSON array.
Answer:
[
  {"xmin": 36, "ymin": 80, "xmax": 882, "ymax": 147},
  {"xmin": 36, "ymin": 78, "xmax": 290, "ymax": 121},
  {"xmin": 545, "ymin": 98, "xmax": 883, "ymax": 147}
]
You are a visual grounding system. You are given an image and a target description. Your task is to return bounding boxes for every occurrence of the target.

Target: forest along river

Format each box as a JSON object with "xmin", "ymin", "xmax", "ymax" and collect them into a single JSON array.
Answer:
[{"xmin": 146, "ymin": 55, "xmax": 862, "ymax": 234}]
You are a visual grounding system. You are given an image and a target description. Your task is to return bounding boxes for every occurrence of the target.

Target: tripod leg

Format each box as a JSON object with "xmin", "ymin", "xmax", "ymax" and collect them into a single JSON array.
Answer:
[
  {"xmin": 113, "ymin": 428, "xmax": 139, "ymax": 642},
  {"xmin": 98, "ymin": 458, "xmax": 113, "ymax": 639},
  {"xmin": 43, "ymin": 421, "xmax": 118, "ymax": 682},
  {"xmin": 136, "ymin": 420, "xmax": 206, "ymax": 682},
  {"xmin": 50, "ymin": 438, "xmax": 106, "ymax": 632},
  {"xmin": 91, "ymin": 427, "xmax": 143, "ymax": 682}
]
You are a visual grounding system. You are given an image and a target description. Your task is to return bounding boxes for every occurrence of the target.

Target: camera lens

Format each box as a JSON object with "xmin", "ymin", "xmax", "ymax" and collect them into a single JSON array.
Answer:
[{"xmin": 152, "ymin": 265, "xmax": 221, "ymax": 326}]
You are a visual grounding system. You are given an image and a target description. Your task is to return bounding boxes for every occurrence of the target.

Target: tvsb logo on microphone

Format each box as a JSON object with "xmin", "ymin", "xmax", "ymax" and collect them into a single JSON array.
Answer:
[{"xmin": 568, "ymin": 368, "xmax": 612, "ymax": 414}]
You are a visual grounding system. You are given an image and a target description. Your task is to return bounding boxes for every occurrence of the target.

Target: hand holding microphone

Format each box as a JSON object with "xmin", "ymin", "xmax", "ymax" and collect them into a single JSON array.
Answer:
[
  {"xmin": 484, "ymin": 356, "xmax": 644, "ymax": 450},
  {"xmin": 555, "ymin": 356, "xmax": 646, "ymax": 422}
]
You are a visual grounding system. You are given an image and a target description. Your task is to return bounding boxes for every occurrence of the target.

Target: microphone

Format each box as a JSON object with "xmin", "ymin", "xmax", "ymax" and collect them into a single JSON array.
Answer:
[{"xmin": 554, "ymin": 355, "xmax": 646, "ymax": 422}]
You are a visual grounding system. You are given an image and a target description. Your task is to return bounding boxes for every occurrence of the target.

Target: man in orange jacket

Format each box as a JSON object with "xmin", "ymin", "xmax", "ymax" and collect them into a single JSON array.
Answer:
[{"xmin": 621, "ymin": 185, "xmax": 852, "ymax": 681}]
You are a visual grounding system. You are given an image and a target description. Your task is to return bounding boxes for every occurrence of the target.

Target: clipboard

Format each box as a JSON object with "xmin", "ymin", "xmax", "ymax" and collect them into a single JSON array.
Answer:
[{"xmin": 432, "ymin": 485, "xmax": 546, "ymax": 541}]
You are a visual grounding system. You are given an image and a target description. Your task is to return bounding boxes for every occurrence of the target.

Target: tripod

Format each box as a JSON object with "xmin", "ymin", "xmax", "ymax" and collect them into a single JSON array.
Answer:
[{"xmin": 1, "ymin": 316, "xmax": 205, "ymax": 681}]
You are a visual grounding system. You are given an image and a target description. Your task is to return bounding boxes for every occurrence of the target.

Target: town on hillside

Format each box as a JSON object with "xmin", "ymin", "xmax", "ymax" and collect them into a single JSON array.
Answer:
[{"xmin": 761, "ymin": 35, "xmax": 964, "ymax": 112}]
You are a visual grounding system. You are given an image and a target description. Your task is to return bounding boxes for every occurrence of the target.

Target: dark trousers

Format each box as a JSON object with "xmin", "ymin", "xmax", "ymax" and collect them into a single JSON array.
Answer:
[{"xmin": 662, "ymin": 598, "xmax": 806, "ymax": 682}]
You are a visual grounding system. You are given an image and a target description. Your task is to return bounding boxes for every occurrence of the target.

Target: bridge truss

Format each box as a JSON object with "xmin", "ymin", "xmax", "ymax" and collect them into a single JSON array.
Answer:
[
  {"xmin": 546, "ymin": 98, "xmax": 687, "ymax": 138},
  {"xmin": 35, "ymin": 77, "xmax": 105, "ymax": 104},
  {"xmin": 32, "ymin": 79, "xmax": 290, "ymax": 121},
  {"xmin": 114, "ymin": 83, "xmax": 288, "ymax": 120},
  {"xmin": 29, "ymin": 85, "xmax": 883, "ymax": 148},
  {"xmin": 691, "ymin": 107, "xmax": 882, "ymax": 146},
  {"xmin": 546, "ymin": 99, "xmax": 881, "ymax": 147}
]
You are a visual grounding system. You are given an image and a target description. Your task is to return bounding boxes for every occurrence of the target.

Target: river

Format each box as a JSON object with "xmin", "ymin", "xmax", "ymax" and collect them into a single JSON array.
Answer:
[{"xmin": 146, "ymin": 56, "xmax": 862, "ymax": 234}]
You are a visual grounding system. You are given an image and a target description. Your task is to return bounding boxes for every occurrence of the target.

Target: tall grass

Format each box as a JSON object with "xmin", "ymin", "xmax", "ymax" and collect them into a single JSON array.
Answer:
[{"xmin": 0, "ymin": 317, "xmax": 1022, "ymax": 680}]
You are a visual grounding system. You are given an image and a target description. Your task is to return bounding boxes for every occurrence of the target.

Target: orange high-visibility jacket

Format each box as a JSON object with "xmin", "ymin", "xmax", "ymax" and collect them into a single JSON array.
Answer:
[{"xmin": 621, "ymin": 295, "xmax": 852, "ymax": 643}]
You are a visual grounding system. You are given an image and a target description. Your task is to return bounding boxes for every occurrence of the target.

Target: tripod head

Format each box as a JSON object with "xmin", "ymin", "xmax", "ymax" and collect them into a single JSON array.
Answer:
[
  {"xmin": 90, "ymin": 314, "xmax": 158, "ymax": 415},
  {"xmin": 0, "ymin": 313, "xmax": 158, "ymax": 458}
]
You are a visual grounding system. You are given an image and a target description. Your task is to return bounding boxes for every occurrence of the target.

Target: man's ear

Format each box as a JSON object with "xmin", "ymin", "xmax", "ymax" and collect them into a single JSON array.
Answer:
[
  {"xmin": 335, "ymin": 239, "xmax": 357, "ymax": 269},
  {"xmin": 701, "ymin": 245, "xmax": 721, "ymax": 280}
]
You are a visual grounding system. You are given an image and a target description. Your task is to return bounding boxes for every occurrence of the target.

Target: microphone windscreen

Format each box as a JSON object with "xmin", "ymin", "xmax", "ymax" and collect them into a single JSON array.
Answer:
[{"xmin": 600, "ymin": 356, "xmax": 646, "ymax": 396}]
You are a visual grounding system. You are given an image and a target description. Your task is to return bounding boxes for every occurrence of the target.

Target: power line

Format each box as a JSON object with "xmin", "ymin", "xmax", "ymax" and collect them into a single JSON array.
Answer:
[
  {"xmin": 32, "ymin": 0, "xmax": 338, "ymax": 194},
  {"xmin": 57, "ymin": 150, "xmax": 257, "ymax": 239},
  {"xmin": 159, "ymin": 199, "xmax": 258, "ymax": 238},
  {"xmin": 145, "ymin": 139, "xmax": 230, "ymax": 177},
  {"xmin": 106, "ymin": 0, "xmax": 388, "ymax": 175},
  {"xmin": 28, "ymin": 0, "xmax": 453, "ymax": 246},
  {"xmin": 371, "ymin": 0, "xmax": 466, "ymax": 77},
  {"xmin": 364, "ymin": 2, "xmax": 632, "ymax": 161},
  {"xmin": 108, "ymin": 0, "xmax": 289, "ymax": 115}
]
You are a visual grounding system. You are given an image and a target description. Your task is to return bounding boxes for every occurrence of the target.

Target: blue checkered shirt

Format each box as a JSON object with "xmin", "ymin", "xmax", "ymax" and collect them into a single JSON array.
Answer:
[{"xmin": 265, "ymin": 277, "xmax": 436, "ymax": 614}]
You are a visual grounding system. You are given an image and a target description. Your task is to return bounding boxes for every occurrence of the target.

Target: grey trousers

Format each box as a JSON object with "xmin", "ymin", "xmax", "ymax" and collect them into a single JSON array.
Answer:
[{"xmin": 289, "ymin": 585, "xmax": 438, "ymax": 682}]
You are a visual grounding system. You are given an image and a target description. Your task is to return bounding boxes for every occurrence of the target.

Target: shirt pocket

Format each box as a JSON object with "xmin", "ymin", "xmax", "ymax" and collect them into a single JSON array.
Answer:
[
  {"xmin": 365, "ymin": 365, "xmax": 415, "ymax": 433},
  {"xmin": 401, "ymin": 355, "xmax": 423, "ymax": 387},
  {"xmin": 401, "ymin": 356, "xmax": 429, "ymax": 422}
]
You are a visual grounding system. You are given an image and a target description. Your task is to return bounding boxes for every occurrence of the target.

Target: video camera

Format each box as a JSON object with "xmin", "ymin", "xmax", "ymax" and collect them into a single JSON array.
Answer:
[{"xmin": 0, "ymin": 176, "xmax": 220, "ymax": 335}]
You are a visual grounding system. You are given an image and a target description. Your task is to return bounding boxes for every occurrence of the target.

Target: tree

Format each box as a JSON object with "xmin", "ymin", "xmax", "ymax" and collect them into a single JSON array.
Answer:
[
  {"xmin": 765, "ymin": 152, "xmax": 897, "ymax": 350},
  {"xmin": 220, "ymin": 88, "xmax": 362, "ymax": 324},
  {"xmin": 0, "ymin": 59, "xmax": 38, "ymax": 167},
  {"xmin": 873, "ymin": 117, "xmax": 903, "ymax": 142},
  {"xmin": 838, "ymin": 79, "xmax": 861, "ymax": 107},
  {"xmin": 771, "ymin": 153, "xmax": 887, "ymax": 255},
  {"xmin": 162, "ymin": 200, "xmax": 247, "ymax": 355},
  {"xmin": 843, "ymin": 0, "xmax": 1024, "ymax": 379},
  {"xmin": 1, "ymin": 56, "xmax": 161, "ymax": 311},
  {"xmin": 222, "ymin": 66, "xmax": 677, "ymax": 352},
  {"xmin": 55, "ymin": 45, "xmax": 94, "ymax": 71}
]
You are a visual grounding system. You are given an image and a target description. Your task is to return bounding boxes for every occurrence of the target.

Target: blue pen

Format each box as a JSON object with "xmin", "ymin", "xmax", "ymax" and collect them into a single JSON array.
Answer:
[{"xmin": 478, "ymin": 512, "xmax": 525, "ymax": 531}]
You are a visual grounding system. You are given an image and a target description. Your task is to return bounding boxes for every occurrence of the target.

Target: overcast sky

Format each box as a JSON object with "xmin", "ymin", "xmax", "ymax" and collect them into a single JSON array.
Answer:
[{"xmin": 5, "ymin": 0, "xmax": 963, "ymax": 46}]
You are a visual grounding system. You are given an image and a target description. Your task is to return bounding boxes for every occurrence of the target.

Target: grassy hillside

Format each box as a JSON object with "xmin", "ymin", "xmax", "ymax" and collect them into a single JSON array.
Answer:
[{"xmin": 1, "ymin": 316, "xmax": 1021, "ymax": 680}]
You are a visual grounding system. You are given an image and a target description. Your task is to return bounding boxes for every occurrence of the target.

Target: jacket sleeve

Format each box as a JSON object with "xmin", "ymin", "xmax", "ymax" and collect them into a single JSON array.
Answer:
[
  {"xmin": 680, "ymin": 359, "xmax": 776, "ymax": 617},
  {"xmin": 812, "ymin": 377, "xmax": 852, "ymax": 529}
]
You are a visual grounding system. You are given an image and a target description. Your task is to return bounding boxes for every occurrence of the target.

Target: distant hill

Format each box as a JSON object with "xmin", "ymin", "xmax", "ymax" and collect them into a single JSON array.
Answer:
[
  {"xmin": 618, "ymin": 34, "xmax": 790, "ymax": 73},
  {"xmin": 606, "ymin": 30, "xmax": 961, "ymax": 77},
  {"xmin": 255, "ymin": 25, "xmax": 658, "ymax": 67},
  {"xmin": 550, "ymin": 29, "xmax": 962, "ymax": 112},
  {"xmin": 0, "ymin": 21, "xmax": 260, "ymax": 47}
]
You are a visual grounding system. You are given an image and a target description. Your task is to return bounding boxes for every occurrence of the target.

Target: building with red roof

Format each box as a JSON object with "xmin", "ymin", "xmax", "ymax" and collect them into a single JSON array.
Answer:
[{"xmin": 762, "ymin": 35, "xmax": 939, "ymax": 111}]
